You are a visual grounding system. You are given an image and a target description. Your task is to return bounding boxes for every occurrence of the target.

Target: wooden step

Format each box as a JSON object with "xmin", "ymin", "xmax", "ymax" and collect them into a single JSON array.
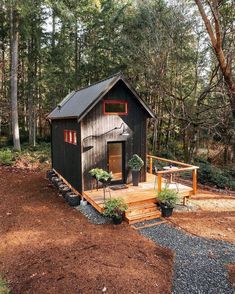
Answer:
[
  {"xmin": 127, "ymin": 198, "xmax": 157, "ymax": 207},
  {"xmin": 125, "ymin": 203, "xmax": 158, "ymax": 217},
  {"xmin": 132, "ymin": 219, "xmax": 167, "ymax": 230},
  {"xmin": 125, "ymin": 210, "xmax": 161, "ymax": 224}
]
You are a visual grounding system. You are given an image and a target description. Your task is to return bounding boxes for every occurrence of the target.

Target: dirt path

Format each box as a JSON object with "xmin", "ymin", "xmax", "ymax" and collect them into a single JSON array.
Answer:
[{"xmin": 0, "ymin": 166, "xmax": 173, "ymax": 294}]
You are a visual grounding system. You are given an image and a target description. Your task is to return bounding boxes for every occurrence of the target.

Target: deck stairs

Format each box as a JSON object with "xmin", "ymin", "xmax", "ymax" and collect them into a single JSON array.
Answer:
[{"xmin": 124, "ymin": 198, "xmax": 161, "ymax": 224}]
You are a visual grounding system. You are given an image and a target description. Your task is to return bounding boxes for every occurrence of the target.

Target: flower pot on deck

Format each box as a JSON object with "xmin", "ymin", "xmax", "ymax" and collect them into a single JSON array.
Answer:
[{"xmin": 132, "ymin": 170, "xmax": 139, "ymax": 186}]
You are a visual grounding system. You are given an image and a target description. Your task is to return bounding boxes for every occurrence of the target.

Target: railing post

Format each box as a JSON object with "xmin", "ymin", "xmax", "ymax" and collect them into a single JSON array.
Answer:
[
  {"xmin": 158, "ymin": 174, "xmax": 162, "ymax": 193},
  {"xmin": 149, "ymin": 156, "xmax": 153, "ymax": 174},
  {"xmin": 192, "ymin": 169, "xmax": 197, "ymax": 194}
]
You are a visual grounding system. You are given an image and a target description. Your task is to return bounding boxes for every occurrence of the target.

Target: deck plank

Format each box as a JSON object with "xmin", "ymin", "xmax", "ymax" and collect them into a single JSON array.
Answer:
[{"xmin": 83, "ymin": 173, "xmax": 193, "ymax": 223}]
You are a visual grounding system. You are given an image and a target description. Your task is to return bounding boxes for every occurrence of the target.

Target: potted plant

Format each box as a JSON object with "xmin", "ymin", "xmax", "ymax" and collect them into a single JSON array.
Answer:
[
  {"xmin": 89, "ymin": 168, "xmax": 112, "ymax": 188},
  {"xmin": 128, "ymin": 154, "xmax": 144, "ymax": 186},
  {"xmin": 157, "ymin": 188, "xmax": 179, "ymax": 217},
  {"xmin": 103, "ymin": 197, "xmax": 128, "ymax": 224}
]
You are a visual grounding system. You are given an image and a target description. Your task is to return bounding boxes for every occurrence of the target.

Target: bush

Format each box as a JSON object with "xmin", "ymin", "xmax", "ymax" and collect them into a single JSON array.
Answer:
[
  {"xmin": 103, "ymin": 198, "xmax": 128, "ymax": 218},
  {"xmin": 157, "ymin": 188, "xmax": 179, "ymax": 208},
  {"xmin": 193, "ymin": 157, "xmax": 234, "ymax": 190},
  {"xmin": 0, "ymin": 149, "xmax": 15, "ymax": 165},
  {"xmin": 0, "ymin": 276, "xmax": 10, "ymax": 294},
  {"xmin": 89, "ymin": 168, "xmax": 112, "ymax": 181},
  {"xmin": 128, "ymin": 154, "xmax": 144, "ymax": 171}
]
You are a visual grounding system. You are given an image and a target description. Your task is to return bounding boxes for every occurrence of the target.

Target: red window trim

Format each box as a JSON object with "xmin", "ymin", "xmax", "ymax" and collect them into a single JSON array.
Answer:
[
  {"xmin": 72, "ymin": 131, "xmax": 77, "ymax": 145},
  {"xmin": 103, "ymin": 100, "xmax": 128, "ymax": 115},
  {"xmin": 64, "ymin": 130, "xmax": 68, "ymax": 142},
  {"xmin": 64, "ymin": 129, "xmax": 77, "ymax": 145}
]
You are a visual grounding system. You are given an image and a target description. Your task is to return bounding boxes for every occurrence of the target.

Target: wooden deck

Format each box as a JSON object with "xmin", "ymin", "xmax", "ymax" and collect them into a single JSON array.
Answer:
[{"xmin": 83, "ymin": 173, "xmax": 193, "ymax": 224}]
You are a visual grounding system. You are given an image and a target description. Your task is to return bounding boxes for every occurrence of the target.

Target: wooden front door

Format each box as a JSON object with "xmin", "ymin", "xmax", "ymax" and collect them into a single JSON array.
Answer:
[{"xmin": 107, "ymin": 142, "xmax": 125, "ymax": 183}]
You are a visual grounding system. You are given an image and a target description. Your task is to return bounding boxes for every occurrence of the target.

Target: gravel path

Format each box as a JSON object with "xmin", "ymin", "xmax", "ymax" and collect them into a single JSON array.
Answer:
[
  {"xmin": 76, "ymin": 204, "xmax": 111, "ymax": 224},
  {"xmin": 140, "ymin": 223, "xmax": 235, "ymax": 294}
]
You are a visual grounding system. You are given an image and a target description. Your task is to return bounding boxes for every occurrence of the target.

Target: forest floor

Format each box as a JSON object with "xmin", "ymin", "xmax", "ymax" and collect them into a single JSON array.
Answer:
[
  {"xmin": 0, "ymin": 164, "xmax": 234, "ymax": 293},
  {"xmin": 0, "ymin": 165, "xmax": 173, "ymax": 294},
  {"xmin": 172, "ymin": 190, "xmax": 235, "ymax": 243}
]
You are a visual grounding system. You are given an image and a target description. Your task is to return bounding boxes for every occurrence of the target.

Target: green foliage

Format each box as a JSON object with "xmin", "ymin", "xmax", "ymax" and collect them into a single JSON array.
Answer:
[
  {"xmin": 157, "ymin": 188, "xmax": 179, "ymax": 208},
  {"xmin": 128, "ymin": 154, "xmax": 144, "ymax": 171},
  {"xmin": 0, "ymin": 136, "xmax": 8, "ymax": 147},
  {"xmin": 89, "ymin": 168, "xmax": 112, "ymax": 181},
  {"xmin": 0, "ymin": 276, "xmax": 10, "ymax": 294},
  {"xmin": 0, "ymin": 143, "xmax": 50, "ymax": 166},
  {"xmin": 194, "ymin": 157, "xmax": 235, "ymax": 190},
  {"xmin": 0, "ymin": 149, "xmax": 15, "ymax": 165},
  {"xmin": 103, "ymin": 197, "xmax": 128, "ymax": 218}
]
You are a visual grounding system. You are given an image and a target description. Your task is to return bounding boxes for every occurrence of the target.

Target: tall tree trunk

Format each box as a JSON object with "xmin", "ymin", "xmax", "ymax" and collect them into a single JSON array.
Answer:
[
  {"xmin": 10, "ymin": 1, "xmax": 21, "ymax": 151},
  {"xmin": 195, "ymin": 0, "xmax": 235, "ymax": 118}
]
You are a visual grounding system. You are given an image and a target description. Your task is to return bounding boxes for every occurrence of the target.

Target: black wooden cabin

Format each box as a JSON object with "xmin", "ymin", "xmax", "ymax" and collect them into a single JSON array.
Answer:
[{"xmin": 48, "ymin": 73, "xmax": 155, "ymax": 194}]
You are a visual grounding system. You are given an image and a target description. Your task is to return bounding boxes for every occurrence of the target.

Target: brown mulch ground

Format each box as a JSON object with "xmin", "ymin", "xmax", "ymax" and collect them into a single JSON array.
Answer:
[
  {"xmin": 227, "ymin": 264, "xmax": 235, "ymax": 289},
  {"xmin": 171, "ymin": 189, "xmax": 235, "ymax": 244},
  {"xmin": 0, "ymin": 166, "xmax": 173, "ymax": 294}
]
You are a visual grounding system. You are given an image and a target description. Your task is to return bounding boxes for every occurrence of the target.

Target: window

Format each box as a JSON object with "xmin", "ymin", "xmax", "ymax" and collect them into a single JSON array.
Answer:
[
  {"xmin": 64, "ymin": 130, "xmax": 77, "ymax": 145},
  {"xmin": 73, "ymin": 131, "xmax": 77, "ymax": 145},
  {"xmin": 64, "ymin": 130, "xmax": 68, "ymax": 142},
  {"xmin": 103, "ymin": 100, "xmax": 128, "ymax": 115}
]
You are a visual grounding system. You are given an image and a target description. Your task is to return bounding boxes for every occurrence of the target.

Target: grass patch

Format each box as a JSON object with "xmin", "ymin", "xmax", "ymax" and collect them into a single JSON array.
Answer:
[
  {"xmin": 0, "ymin": 276, "xmax": 10, "ymax": 294},
  {"xmin": 0, "ymin": 142, "xmax": 51, "ymax": 167},
  {"xmin": 0, "ymin": 149, "xmax": 15, "ymax": 165}
]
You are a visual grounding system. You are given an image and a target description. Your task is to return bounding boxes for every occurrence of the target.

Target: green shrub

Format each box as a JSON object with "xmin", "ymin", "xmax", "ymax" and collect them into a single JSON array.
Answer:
[
  {"xmin": 128, "ymin": 154, "xmax": 144, "ymax": 171},
  {"xmin": 0, "ymin": 276, "xmax": 10, "ymax": 294},
  {"xmin": 211, "ymin": 172, "xmax": 229, "ymax": 189},
  {"xmin": 103, "ymin": 197, "xmax": 128, "ymax": 218},
  {"xmin": 157, "ymin": 188, "xmax": 179, "ymax": 208},
  {"xmin": 193, "ymin": 157, "xmax": 234, "ymax": 190},
  {"xmin": 89, "ymin": 168, "xmax": 112, "ymax": 181},
  {"xmin": 0, "ymin": 149, "xmax": 15, "ymax": 165}
]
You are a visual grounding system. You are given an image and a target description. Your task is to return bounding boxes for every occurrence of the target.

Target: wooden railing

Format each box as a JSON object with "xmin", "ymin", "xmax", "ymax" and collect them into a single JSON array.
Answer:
[{"xmin": 147, "ymin": 155, "xmax": 199, "ymax": 195}]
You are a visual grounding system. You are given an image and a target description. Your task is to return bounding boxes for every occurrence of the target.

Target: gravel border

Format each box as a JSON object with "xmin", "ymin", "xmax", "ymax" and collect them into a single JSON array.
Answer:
[
  {"xmin": 75, "ymin": 204, "xmax": 111, "ymax": 225},
  {"xmin": 140, "ymin": 223, "xmax": 235, "ymax": 294}
]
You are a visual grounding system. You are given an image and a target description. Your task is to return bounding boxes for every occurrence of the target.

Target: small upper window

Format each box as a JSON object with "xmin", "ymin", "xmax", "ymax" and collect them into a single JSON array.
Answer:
[{"xmin": 103, "ymin": 100, "xmax": 128, "ymax": 115}]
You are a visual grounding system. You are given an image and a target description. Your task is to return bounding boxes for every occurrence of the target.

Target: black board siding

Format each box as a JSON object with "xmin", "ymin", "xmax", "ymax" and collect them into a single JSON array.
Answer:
[
  {"xmin": 51, "ymin": 119, "xmax": 82, "ymax": 193},
  {"xmin": 81, "ymin": 80, "xmax": 148, "ymax": 191}
]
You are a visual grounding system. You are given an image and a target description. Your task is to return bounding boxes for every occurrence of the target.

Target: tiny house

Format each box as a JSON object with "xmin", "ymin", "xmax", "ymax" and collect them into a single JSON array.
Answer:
[{"xmin": 48, "ymin": 73, "xmax": 155, "ymax": 194}]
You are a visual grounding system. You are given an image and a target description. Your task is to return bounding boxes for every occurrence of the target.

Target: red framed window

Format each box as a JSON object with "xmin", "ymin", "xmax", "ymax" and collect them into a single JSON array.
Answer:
[
  {"xmin": 64, "ymin": 130, "xmax": 68, "ymax": 142},
  {"xmin": 64, "ymin": 130, "xmax": 77, "ymax": 145},
  {"xmin": 72, "ymin": 131, "xmax": 77, "ymax": 145},
  {"xmin": 68, "ymin": 131, "xmax": 72, "ymax": 143},
  {"xmin": 103, "ymin": 100, "xmax": 128, "ymax": 115}
]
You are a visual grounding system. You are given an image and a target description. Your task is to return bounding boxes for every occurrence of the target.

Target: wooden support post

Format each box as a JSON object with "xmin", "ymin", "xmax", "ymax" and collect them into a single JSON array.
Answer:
[
  {"xmin": 157, "ymin": 174, "xmax": 162, "ymax": 193},
  {"xmin": 192, "ymin": 169, "xmax": 197, "ymax": 194},
  {"xmin": 149, "ymin": 157, "xmax": 153, "ymax": 174}
]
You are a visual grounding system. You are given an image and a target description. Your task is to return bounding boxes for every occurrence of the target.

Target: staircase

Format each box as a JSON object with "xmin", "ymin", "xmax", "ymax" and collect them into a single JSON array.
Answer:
[{"xmin": 124, "ymin": 199, "xmax": 161, "ymax": 224}]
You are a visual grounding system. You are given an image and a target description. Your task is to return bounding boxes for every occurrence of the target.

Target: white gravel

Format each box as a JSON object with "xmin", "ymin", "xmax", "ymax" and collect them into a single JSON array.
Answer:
[{"xmin": 140, "ymin": 223, "xmax": 235, "ymax": 294}]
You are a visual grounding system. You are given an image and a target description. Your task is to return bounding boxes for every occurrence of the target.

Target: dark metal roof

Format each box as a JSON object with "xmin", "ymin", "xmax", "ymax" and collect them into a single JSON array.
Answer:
[{"xmin": 47, "ymin": 73, "xmax": 155, "ymax": 120}]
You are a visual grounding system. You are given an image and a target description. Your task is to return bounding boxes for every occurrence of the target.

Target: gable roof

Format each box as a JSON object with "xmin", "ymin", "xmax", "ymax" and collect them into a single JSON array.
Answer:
[{"xmin": 47, "ymin": 73, "xmax": 155, "ymax": 120}]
